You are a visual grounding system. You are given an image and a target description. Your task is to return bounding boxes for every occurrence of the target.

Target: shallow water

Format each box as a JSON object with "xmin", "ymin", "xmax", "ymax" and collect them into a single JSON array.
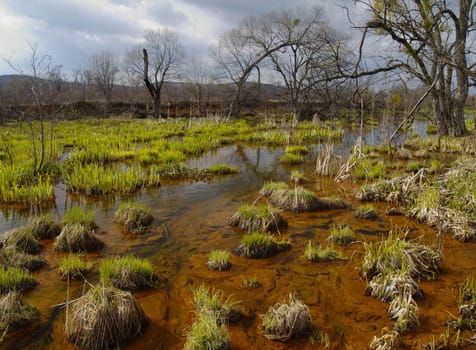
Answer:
[{"xmin": 1, "ymin": 126, "xmax": 476, "ymax": 349}]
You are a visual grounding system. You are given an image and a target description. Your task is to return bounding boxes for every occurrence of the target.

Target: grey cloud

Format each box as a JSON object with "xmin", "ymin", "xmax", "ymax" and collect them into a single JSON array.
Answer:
[{"xmin": 146, "ymin": 2, "xmax": 188, "ymax": 26}]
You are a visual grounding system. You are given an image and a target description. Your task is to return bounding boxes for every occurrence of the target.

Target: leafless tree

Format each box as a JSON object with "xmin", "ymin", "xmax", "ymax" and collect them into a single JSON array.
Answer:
[
  {"xmin": 351, "ymin": 0, "xmax": 476, "ymax": 136},
  {"xmin": 88, "ymin": 51, "xmax": 119, "ymax": 107},
  {"xmin": 126, "ymin": 29, "xmax": 184, "ymax": 118},
  {"xmin": 185, "ymin": 58, "xmax": 215, "ymax": 117}
]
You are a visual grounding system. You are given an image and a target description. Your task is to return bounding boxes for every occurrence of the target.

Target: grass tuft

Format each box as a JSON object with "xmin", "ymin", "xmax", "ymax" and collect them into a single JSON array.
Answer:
[
  {"xmin": 114, "ymin": 202, "xmax": 153, "ymax": 234},
  {"xmin": 191, "ymin": 285, "xmax": 241, "ymax": 323},
  {"xmin": 59, "ymin": 254, "xmax": 93, "ymax": 280},
  {"xmin": 28, "ymin": 214, "xmax": 62, "ymax": 240},
  {"xmin": 354, "ymin": 204, "xmax": 378, "ymax": 219},
  {"xmin": 99, "ymin": 255, "xmax": 157, "ymax": 291},
  {"xmin": 329, "ymin": 225, "xmax": 355, "ymax": 246},
  {"xmin": 229, "ymin": 204, "xmax": 287, "ymax": 233},
  {"xmin": 63, "ymin": 207, "xmax": 96, "ymax": 231},
  {"xmin": 184, "ymin": 312, "xmax": 232, "ymax": 350},
  {"xmin": 207, "ymin": 250, "xmax": 231, "ymax": 271},
  {"xmin": 234, "ymin": 233, "xmax": 291, "ymax": 259},
  {"xmin": 54, "ymin": 224, "xmax": 105, "ymax": 253},
  {"xmin": 304, "ymin": 241, "xmax": 343, "ymax": 262},
  {"xmin": 0, "ymin": 292, "xmax": 39, "ymax": 334},
  {"xmin": 0, "ymin": 267, "xmax": 36, "ymax": 293}
]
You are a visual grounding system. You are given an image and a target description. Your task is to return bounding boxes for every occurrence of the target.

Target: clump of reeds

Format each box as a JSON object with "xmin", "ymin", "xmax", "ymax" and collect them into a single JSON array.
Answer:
[
  {"xmin": 267, "ymin": 187, "xmax": 318, "ymax": 212},
  {"xmin": 99, "ymin": 255, "xmax": 157, "ymax": 291},
  {"xmin": 28, "ymin": 214, "xmax": 62, "ymax": 240},
  {"xmin": 228, "ymin": 204, "xmax": 287, "ymax": 233},
  {"xmin": 63, "ymin": 206, "xmax": 96, "ymax": 231},
  {"xmin": 191, "ymin": 285, "xmax": 241, "ymax": 323},
  {"xmin": 0, "ymin": 267, "xmax": 36, "ymax": 293},
  {"xmin": 329, "ymin": 225, "xmax": 355, "ymax": 246},
  {"xmin": 388, "ymin": 292, "xmax": 420, "ymax": 333},
  {"xmin": 234, "ymin": 233, "xmax": 291, "ymax": 259},
  {"xmin": 261, "ymin": 294, "xmax": 313, "ymax": 341},
  {"xmin": 207, "ymin": 250, "xmax": 231, "ymax": 271},
  {"xmin": 1, "ymin": 228, "xmax": 42, "ymax": 254},
  {"xmin": 259, "ymin": 182, "xmax": 289, "ymax": 197},
  {"xmin": 369, "ymin": 328, "xmax": 402, "ymax": 350},
  {"xmin": 114, "ymin": 202, "xmax": 153, "ymax": 234},
  {"xmin": 66, "ymin": 285, "xmax": 149, "ymax": 350},
  {"xmin": 206, "ymin": 164, "xmax": 238, "ymax": 175},
  {"xmin": 59, "ymin": 254, "xmax": 93, "ymax": 280},
  {"xmin": 354, "ymin": 204, "xmax": 378, "ymax": 219},
  {"xmin": 54, "ymin": 224, "xmax": 105, "ymax": 253},
  {"xmin": 279, "ymin": 153, "xmax": 304, "ymax": 165},
  {"xmin": 367, "ymin": 270, "xmax": 423, "ymax": 303},
  {"xmin": 0, "ymin": 292, "xmax": 39, "ymax": 334},
  {"xmin": 304, "ymin": 241, "xmax": 343, "ymax": 262},
  {"xmin": 184, "ymin": 312, "xmax": 232, "ymax": 350},
  {"xmin": 0, "ymin": 247, "xmax": 47, "ymax": 271},
  {"xmin": 290, "ymin": 170, "xmax": 307, "ymax": 184}
]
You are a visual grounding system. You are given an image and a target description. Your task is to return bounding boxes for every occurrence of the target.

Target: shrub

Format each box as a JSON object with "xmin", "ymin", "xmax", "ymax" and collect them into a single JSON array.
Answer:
[
  {"xmin": 0, "ymin": 292, "xmax": 39, "ymax": 334},
  {"xmin": 229, "ymin": 204, "xmax": 287, "ymax": 233},
  {"xmin": 99, "ymin": 255, "xmax": 157, "ymax": 291},
  {"xmin": 304, "ymin": 241, "xmax": 343, "ymax": 262},
  {"xmin": 114, "ymin": 202, "xmax": 153, "ymax": 234},
  {"xmin": 54, "ymin": 224, "xmax": 105, "ymax": 253},
  {"xmin": 261, "ymin": 294, "xmax": 313, "ymax": 341},
  {"xmin": 329, "ymin": 225, "xmax": 355, "ymax": 246},
  {"xmin": 0, "ymin": 267, "xmax": 36, "ymax": 293},
  {"xmin": 207, "ymin": 250, "xmax": 231, "ymax": 271},
  {"xmin": 234, "ymin": 233, "xmax": 290, "ymax": 258},
  {"xmin": 66, "ymin": 285, "xmax": 149, "ymax": 350},
  {"xmin": 59, "ymin": 254, "xmax": 93, "ymax": 279}
]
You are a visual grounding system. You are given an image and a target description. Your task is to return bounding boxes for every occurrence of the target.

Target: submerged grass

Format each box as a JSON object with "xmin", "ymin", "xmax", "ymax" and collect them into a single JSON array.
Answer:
[
  {"xmin": 304, "ymin": 241, "xmax": 343, "ymax": 262},
  {"xmin": 99, "ymin": 255, "xmax": 157, "ymax": 291},
  {"xmin": 66, "ymin": 284, "xmax": 149, "ymax": 350},
  {"xmin": 234, "ymin": 233, "xmax": 291, "ymax": 259},
  {"xmin": 229, "ymin": 204, "xmax": 287, "ymax": 233}
]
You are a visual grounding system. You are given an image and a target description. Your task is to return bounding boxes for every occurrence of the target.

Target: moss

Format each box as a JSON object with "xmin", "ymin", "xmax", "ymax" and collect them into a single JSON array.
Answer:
[
  {"xmin": 66, "ymin": 285, "xmax": 149, "ymax": 350},
  {"xmin": 234, "ymin": 233, "xmax": 290, "ymax": 258},
  {"xmin": 114, "ymin": 202, "xmax": 153, "ymax": 234},
  {"xmin": 207, "ymin": 250, "xmax": 231, "ymax": 271},
  {"xmin": 99, "ymin": 255, "xmax": 157, "ymax": 291},
  {"xmin": 228, "ymin": 204, "xmax": 287, "ymax": 233}
]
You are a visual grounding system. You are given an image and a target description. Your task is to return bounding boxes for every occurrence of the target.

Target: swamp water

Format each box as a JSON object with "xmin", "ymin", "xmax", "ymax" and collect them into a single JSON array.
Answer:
[{"xmin": 1, "ymin": 124, "xmax": 475, "ymax": 349}]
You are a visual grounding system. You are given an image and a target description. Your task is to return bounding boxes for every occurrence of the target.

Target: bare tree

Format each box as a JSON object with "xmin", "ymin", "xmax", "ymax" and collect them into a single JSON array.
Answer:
[
  {"xmin": 186, "ymin": 58, "xmax": 214, "ymax": 117},
  {"xmin": 126, "ymin": 29, "xmax": 184, "ymax": 118},
  {"xmin": 88, "ymin": 51, "xmax": 119, "ymax": 107},
  {"xmin": 351, "ymin": 0, "xmax": 475, "ymax": 136}
]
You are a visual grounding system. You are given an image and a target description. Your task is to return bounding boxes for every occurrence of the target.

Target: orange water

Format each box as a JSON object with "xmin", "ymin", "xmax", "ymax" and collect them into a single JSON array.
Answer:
[{"xmin": 1, "ymin": 145, "xmax": 476, "ymax": 350}]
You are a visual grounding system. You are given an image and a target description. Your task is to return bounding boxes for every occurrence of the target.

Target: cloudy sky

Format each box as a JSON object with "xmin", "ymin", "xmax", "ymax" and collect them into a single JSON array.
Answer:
[{"xmin": 0, "ymin": 0, "xmax": 365, "ymax": 77}]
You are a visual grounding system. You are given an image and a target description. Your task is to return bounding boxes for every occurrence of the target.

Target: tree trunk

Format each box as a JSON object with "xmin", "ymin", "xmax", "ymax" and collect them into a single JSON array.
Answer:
[{"xmin": 153, "ymin": 95, "xmax": 161, "ymax": 119}]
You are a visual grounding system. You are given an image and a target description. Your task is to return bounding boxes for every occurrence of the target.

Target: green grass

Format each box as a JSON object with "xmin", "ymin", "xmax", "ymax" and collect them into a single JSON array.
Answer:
[
  {"xmin": 329, "ymin": 225, "xmax": 355, "ymax": 246},
  {"xmin": 114, "ymin": 202, "xmax": 153, "ymax": 234},
  {"xmin": 207, "ymin": 250, "xmax": 231, "ymax": 271},
  {"xmin": 240, "ymin": 276, "xmax": 260, "ymax": 288},
  {"xmin": 259, "ymin": 181, "xmax": 289, "ymax": 197},
  {"xmin": 54, "ymin": 224, "xmax": 105, "ymax": 253},
  {"xmin": 234, "ymin": 233, "xmax": 291, "ymax": 258},
  {"xmin": 184, "ymin": 312, "xmax": 231, "ymax": 350},
  {"xmin": 406, "ymin": 162, "xmax": 421, "ymax": 173},
  {"xmin": 99, "ymin": 255, "xmax": 157, "ymax": 291},
  {"xmin": 191, "ymin": 285, "xmax": 241, "ymax": 322},
  {"xmin": 290, "ymin": 170, "xmax": 306, "ymax": 184},
  {"xmin": 269, "ymin": 186, "xmax": 320, "ymax": 212},
  {"xmin": 279, "ymin": 153, "xmax": 304, "ymax": 165},
  {"xmin": 59, "ymin": 254, "xmax": 93, "ymax": 279},
  {"xmin": 355, "ymin": 158, "xmax": 386, "ymax": 181},
  {"xmin": 229, "ymin": 204, "xmax": 287, "ymax": 233},
  {"xmin": 354, "ymin": 204, "xmax": 378, "ymax": 219},
  {"xmin": 64, "ymin": 206, "xmax": 96, "ymax": 230},
  {"xmin": 206, "ymin": 164, "xmax": 238, "ymax": 175},
  {"xmin": 304, "ymin": 241, "xmax": 343, "ymax": 262},
  {"xmin": 0, "ymin": 267, "xmax": 36, "ymax": 293},
  {"xmin": 285, "ymin": 145, "xmax": 309, "ymax": 155}
]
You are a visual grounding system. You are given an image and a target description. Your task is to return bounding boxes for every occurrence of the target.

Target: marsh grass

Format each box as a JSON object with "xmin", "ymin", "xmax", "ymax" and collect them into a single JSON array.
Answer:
[
  {"xmin": 66, "ymin": 285, "xmax": 148, "ymax": 350},
  {"xmin": 269, "ymin": 187, "xmax": 320, "ymax": 212},
  {"xmin": 54, "ymin": 224, "xmax": 105, "ymax": 253},
  {"xmin": 329, "ymin": 225, "xmax": 355, "ymax": 246},
  {"xmin": 0, "ymin": 248, "xmax": 47, "ymax": 271},
  {"xmin": 354, "ymin": 204, "xmax": 378, "ymax": 219},
  {"xmin": 206, "ymin": 164, "xmax": 238, "ymax": 175},
  {"xmin": 388, "ymin": 292, "xmax": 420, "ymax": 333},
  {"xmin": 234, "ymin": 233, "xmax": 291, "ymax": 259},
  {"xmin": 114, "ymin": 202, "xmax": 153, "ymax": 234},
  {"xmin": 261, "ymin": 294, "xmax": 313, "ymax": 341},
  {"xmin": 284, "ymin": 145, "xmax": 309, "ymax": 156},
  {"xmin": 191, "ymin": 285, "xmax": 241, "ymax": 323},
  {"xmin": 458, "ymin": 277, "xmax": 476, "ymax": 306},
  {"xmin": 28, "ymin": 214, "xmax": 62, "ymax": 239},
  {"xmin": 304, "ymin": 241, "xmax": 343, "ymax": 262},
  {"xmin": 59, "ymin": 254, "xmax": 93, "ymax": 280},
  {"xmin": 240, "ymin": 276, "xmax": 260, "ymax": 289},
  {"xmin": 354, "ymin": 158, "xmax": 386, "ymax": 181},
  {"xmin": 259, "ymin": 182, "xmax": 289, "ymax": 197},
  {"xmin": 184, "ymin": 312, "xmax": 232, "ymax": 350},
  {"xmin": 0, "ymin": 292, "xmax": 39, "ymax": 334},
  {"xmin": 229, "ymin": 204, "xmax": 287, "ymax": 233},
  {"xmin": 367, "ymin": 270, "xmax": 424, "ymax": 303},
  {"xmin": 63, "ymin": 207, "xmax": 96, "ymax": 231},
  {"xmin": 0, "ymin": 267, "xmax": 36, "ymax": 293},
  {"xmin": 407, "ymin": 162, "xmax": 422, "ymax": 173},
  {"xmin": 99, "ymin": 255, "xmax": 157, "ymax": 291},
  {"xmin": 2, "ymin": 228, "xmax": 42, "ymax": 254},
  {"xmin": 207, "ymin": 250, "xmax": 231, "ymax": 271},
  {"xmin": 290, "ymin": 170, "xmax": 307, "ymax": 184},
  {"xmin": 279, "ymin": 153, "xmax": 304, "ymax": 165},
  {"xmin": 369, "ymin": 329, "xmax": 402, "ymax": 350}
]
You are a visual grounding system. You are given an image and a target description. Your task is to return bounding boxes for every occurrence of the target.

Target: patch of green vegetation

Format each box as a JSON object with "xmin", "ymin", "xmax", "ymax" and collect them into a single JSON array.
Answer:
[
  {"xmin": 0, "ymin": 292, "xmax": 39, "ymax": 334},
  {"xmin": 355, "ymin": 204, "xmax": 378, "ymax": 219},
  {"xmin": 290, "ymin": 170, "xmax": 306, "ymax": 184},
  {"xmin": 207, "ymin": 250, "xmax": 231, "ymax": 271},
  {"xmin": 304, "ymin": 241, "xmax": 343, "ymax": 262},
  {"xmin": 59, "ymin": 254, "xmax": 93, "ymax": 279},
  {"xmin": 354, "ymin": 158, "xmax": 386, "ymax": 181},
  {"xmin": 329, "ymin": 225, "xmax": 355, "ymax": 246},
  {"xmin": 54, "ymin": 224, "xmax": 105, "ymax": 253},
  {"xmin": 279, "ymin": 153, "xmax": 304, "ymax": 165},
  {"xmin": 234, "ymin": 233, "xmax": 291, "ymax": 258},
  {"xmin": 99, "ymin": 255, "xmax": 157, "ymax": 291},
  {"xmin": 0, "ymin": 267, "xmax": 36, "ymax": 293},
  {"xmin": 229, "ymin": 204, "xmax": 287, "ymax": 233},
  {"xmin": 191, "ymin": 285, "xmax": 241, "ymax": 322},
  {"xmin": 406, "ymin": 162, "xmax": 421, "ymax": 173},
  {"xmin": 184, "ymin": 312, "xmax": 232, "ymax": 350},
  {"xmin": 0, "ymin": 248, "xmax": 47, "ymax": 271},
  {"xmin": 114, "ymin": 202, "xmax": 153, "ymax": 234},
  {"xmin": 206, "ymin": 164, "xmax": 238, "ymax": 175},
  {"xmin": 259, "ymin": 181, "xmax": 289, "ymax": 197},
  {"xmin": 2, "ymin": 228, "xmax": 42, "ymax": 254},
  {"xmin": 28, "ymin": 214, "xmax": 62, "ymax": 240},
  {"xmin": 285, "ymin": 145, "xmax": 308, "ymax": 155},
  {"xmin": 63, "ymin": 206, "xmax": 96, "ymax": 230},
  {"xmin": 240, "ymin": 276, "xmax": 260, "ymax": 289}
]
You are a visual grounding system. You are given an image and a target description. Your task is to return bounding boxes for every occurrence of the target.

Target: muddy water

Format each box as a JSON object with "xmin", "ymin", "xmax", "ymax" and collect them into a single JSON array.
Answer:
[{"xmin": 1, "ymin": 141, "xmax": 476, "ymax": 349}]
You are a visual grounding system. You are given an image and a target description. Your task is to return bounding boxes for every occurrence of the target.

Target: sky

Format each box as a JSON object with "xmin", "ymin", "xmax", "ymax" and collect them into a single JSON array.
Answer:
[{"xmin": 0, "ymin": 0, "xmax": 365, "ymax": 78}]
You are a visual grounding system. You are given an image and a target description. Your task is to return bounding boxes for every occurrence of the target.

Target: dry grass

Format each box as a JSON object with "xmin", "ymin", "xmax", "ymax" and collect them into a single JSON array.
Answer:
[
  {"xmin": 1, "ymin": 228, "xmax": 42, "ymax": 255},
  {"xmin": 114, "ymin": 203, "xmax": 153, "ymax": 234},
  {"xmin": 369, "ymin": 328, "xmax": 402, "ymax": 350},
  {"xmin": 228, "ymin": 204, "xmax": 287, "ymax": 233},
  {"xmin": 66, "ymin": 285, "xmax": 148, "ymax": 350},
  {"xmin": 261, "ymin": 294, "xmax": 313, "ymax": 341},
  {"xmin": 259, "ymin": 182, "xmax": 289, "ymax": 197},
  {"xmin": 367, "ymin": 270, "xmax": 423, "ymax": 303},
  {"xmin": 54, "ymin": 224, "xmax": 105, "ymax": 253},
  {"xmin": 0, "ymin": 292, "xmax": 39, "ymax": 334},
  {"xmin": 388, "ymin": 292, "xmax": 420, "ymax": 333},
  {"xmin": 0, "ymin": 247, "xmax": 47, "ymax": 271},
  {"xmin": 28, "ymin": 214, "xmax": 62, "ymax": 240}
]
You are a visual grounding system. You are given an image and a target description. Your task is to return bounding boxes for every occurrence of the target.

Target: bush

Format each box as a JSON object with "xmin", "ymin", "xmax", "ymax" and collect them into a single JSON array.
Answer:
[
  {"xmin": 99, "ymin": 255, "xmax": 157, "ymax": 291},
  {"xmin": 66, "ymin": 285, "xmax": 149, "ymax": 350}
]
